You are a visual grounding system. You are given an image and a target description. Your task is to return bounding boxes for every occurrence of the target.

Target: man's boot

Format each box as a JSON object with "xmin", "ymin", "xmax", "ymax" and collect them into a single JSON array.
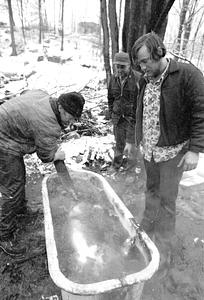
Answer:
[{"xmin": 112, "ymin": 155, "xmax": 123, "ymax": 170}]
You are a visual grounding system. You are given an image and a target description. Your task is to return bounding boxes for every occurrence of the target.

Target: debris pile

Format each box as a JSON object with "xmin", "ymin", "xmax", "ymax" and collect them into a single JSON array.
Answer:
[{"xmin": 0, "ymin": 71, "xmax": 28, "ymax": 103}]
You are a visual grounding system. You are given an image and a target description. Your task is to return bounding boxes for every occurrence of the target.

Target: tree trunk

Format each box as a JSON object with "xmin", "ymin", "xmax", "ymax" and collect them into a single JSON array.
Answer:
[
  {"xmin": 7, "ymin": 0, "xmax": 17, "ymax": 56},
  {"xmin": 181, "ymin": 0, "xmax": 198, "ymax": 56},
  {"xmin": 108, "ymin": 0, "xmax": 119, "ymax": 68},
  {"xmin": 197, "ymin": 34, "xmax": 204, "ymax": 66},
  {"xmin": 127, "ymin": 0, "xmax": 146, "ymax": 53},
  {"xmin": 151, "ymin": 0, "xmax": 175, "ymax": 38},
  {"xmin": 100, "ymin": 0, "xmax": 112, "ymax": 86},
  {"xmin": 60, "ymin": 0, "xmax": 64, "ymax": 51},
  {"xmin": 176, "ymin": 0, "xmax": 190, "ymax": 53},
  {"xmin": 38, "ymin": 0, "xmax": 42, "ymax": 44},
  {"xmin": 118, "ymin": 0, "xmax": 123, "ymax": 31},
  {"xmin": 190, "ymin": 10, "xmax": 204, "ymax": 60},
  {"xmin": 122, "ymin": 0, "xmax": 173, "ymax": 55},
  {"xmin": 122, "ymin": 0, "xmax": 130, "ymax": 52},
  {"xmin": 43, "ymin": 0, "xmax": 49, "ymax": 32},
  {"xmin": 17, "ymin": 0, "xmax": 26, "ymax": 45},
  {"xmin": 53, "ymin": 0, "xmax": 56, "ymax": 33}
]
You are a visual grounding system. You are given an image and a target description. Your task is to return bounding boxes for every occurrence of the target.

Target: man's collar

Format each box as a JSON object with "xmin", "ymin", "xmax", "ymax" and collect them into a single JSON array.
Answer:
[{"xmin": 168, "ymin": 58, "xmax": 179, "ymax": 74}]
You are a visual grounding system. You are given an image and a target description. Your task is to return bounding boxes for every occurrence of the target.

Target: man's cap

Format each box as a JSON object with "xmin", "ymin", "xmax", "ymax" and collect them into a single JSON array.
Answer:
[
  {"xmin": 113, "ymin": 52, "xmax": 130, "ymax": 65},
  {"xmin": 58, "ymin": 92, "xmax": 85, "ymax": 119}
]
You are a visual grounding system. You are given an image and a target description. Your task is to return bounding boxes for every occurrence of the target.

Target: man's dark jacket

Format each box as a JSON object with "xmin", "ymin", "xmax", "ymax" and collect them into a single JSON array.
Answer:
[
  {"xmin": 136, "ymin": 59, "xmax": 204, "ymax": 153},
  {"xmin": 108, "ymin": 70, "xmax": 139, "ymax": 144}
]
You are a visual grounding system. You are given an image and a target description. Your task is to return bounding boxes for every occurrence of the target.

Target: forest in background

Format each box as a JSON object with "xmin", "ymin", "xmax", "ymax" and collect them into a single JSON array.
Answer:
[
  {"xmin": 0, "ymin": 1, "xmax": 204, "ymax": 300},
  {"xmin": 0, "ymin": 0, "xmax": 203, "ymax": 82}
]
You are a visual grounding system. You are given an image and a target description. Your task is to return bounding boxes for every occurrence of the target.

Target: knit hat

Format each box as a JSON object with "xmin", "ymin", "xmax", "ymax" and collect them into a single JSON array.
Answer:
[
  {"xmin": 58, "ymin": 92, "xmax": 85, "ymax": 119},
  {"xmin": 113, "ymin": 52, "xmax": 130, "ymax": 65}
]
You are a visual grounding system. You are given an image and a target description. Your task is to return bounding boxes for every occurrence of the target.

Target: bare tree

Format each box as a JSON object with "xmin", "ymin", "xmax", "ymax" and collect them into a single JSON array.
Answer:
[
  {"xmin": 16, "ymin": 0, "xmax": 26, "ymax": 45},
  {"xmin": 190, "ymin": 10, "xmax": 204, "ymax": 60},
  {"xmin": 108, "ymin": 0, "xmax": 119, "ymax": 68},
  {"xmin": 118, "ymin": 0, "xmax": 123, "ymax": 31},
  {"xmin": 151, "ymin": 0, "xmax": 176, "ymax": 36},
  {"xmin": 197, "ymin": 33, "xmax": 204, "ymax": 66},
  {"xmin": 60, "ymin": 0, "xmax": 64, "ymax": 51},
  {"xmin": 53, "ymin": 0, "xmax": 56, "ymax": 33},
  {"xmin": 122, "ymin": 0, "xmax": 175, "ymax": 54},
  {"xmin": 122, "ymin": 0, "xmax": 130, "ymax": 52},
  {"xmin": 101, "ymin": 0, "xmax": 176, "ymax": 84},
  {"xmin": 38, "ymin": 0, "xmax": 43, "ymax": 43},
  {"xmin": 176, "ymin": 0, "xmax": 190, "ymax": 54},
  {"xmin": 180, "ymin": 0, "xmax": 199, "ymax": 56},
  {"xmin": 43, "ymin": 0, "xmax": 49, "ymax": 32},
  {"xmin": 100, "ymin": 0, "xmax": 111, "ymax": 85},
  {"xmin": 175, "ymin": 0, "xmax": 204, "ymax": 62},
  {"xmin": 7, "ymin": 0, "xmax": 17, "ymax": 55}
]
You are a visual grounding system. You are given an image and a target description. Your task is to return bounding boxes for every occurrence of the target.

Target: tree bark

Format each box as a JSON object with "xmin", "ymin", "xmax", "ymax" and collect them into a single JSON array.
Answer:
[
  {"xmin": 100, "ymin": 0, "xmax": 112, "ymax": 86},
  {"xmin": 60, "ymin": 0, "xmax": 64, "ymax": 51},
  {"xmin": 190, "ymin": 10, "xmax": 204, "ymax": 60},
  {"xmin": 38, "ymin": 0, "xmax": 42, "ymax": 44},
  {"xmin": 152, "ymin": 0, "xmax": 175, "ymax": 38},
  {"xmin": 118, "ymin": 0, "xmax": 123, "ymax": 31},
  {"xmin": 122, "ymin": 0, "xmax": 130, "ymax": 52},
  {"xmin": 108, "ymin": 0, "xmax": 119, "ymax": 68},
  {"xmin": 122, "ymin": 0, "xmax": 174, "ymax": 54},
  {"xmin": 181, "ymin": 0, "xmax": 198, "ymax": 56},
  {"xmin": 17, "ymin": 0, "xmax": 26, "ymax": 45},
  {"xmin": 197, "ymin": 34, "xmax": 204, "ymax": 66},
  {"xmin": 127, "ymin": 0, "xmax": 145, "ymax": 53},
  {"xmin": 7, "ymin": 0, "xmax": 17, "ymax": 56},
  {"xmin": 176, "ymin": 0, "xmax": 191, "ymax": 53}
]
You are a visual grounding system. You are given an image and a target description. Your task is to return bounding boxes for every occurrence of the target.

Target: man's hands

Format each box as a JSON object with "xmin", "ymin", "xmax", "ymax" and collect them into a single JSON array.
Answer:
[
  {"xmin": 54, "ymin": 147, "xmax": 65, "ymax": 161},
  {"xmin": 53, "ymin": 158, "xmax": 79, "ymax": 201},
  {"xmin": 124, "ymin": 143, "xmax": 137, "ymax": 160},
  {"xmin": 177, "ymin": 151, "xmax": 199, "ymax": 171}
]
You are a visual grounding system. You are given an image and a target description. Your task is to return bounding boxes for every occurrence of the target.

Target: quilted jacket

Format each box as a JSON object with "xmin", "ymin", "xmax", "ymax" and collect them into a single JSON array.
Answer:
[{"xmin": 0, "ymin": 89, "xmax": 61, "ymax": 162}]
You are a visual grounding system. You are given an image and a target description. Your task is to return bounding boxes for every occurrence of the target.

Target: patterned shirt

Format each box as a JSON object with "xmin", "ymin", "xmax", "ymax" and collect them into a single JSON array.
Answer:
[{"xmin": 142, "ymin": 61, "xmax": 187, "ymax": 162}]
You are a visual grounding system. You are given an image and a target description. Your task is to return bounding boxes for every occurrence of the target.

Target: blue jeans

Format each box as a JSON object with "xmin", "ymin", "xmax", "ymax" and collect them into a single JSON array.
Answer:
[
  {"xmin": 0, "ymin": 150, "xmax": 27, "ymax": 237},
  {"xmin": 141, "ymin": 152, "xmax": 184, "ymax": 238}
]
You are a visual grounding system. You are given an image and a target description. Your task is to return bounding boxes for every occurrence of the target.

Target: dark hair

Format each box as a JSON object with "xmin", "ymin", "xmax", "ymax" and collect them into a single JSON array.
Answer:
[{"xmin": 131, "ymin": 32, "xmax": 166, "ymax": 65}]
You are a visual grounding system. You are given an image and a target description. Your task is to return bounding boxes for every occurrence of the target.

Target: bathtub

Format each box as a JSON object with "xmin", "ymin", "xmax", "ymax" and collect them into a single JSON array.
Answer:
[{"xmin": 42, "ymin": 167, "xmax": 159, "ymax": 300}]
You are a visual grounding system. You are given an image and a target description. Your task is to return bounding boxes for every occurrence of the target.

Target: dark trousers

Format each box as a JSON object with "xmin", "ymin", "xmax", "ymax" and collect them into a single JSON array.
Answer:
[
  {"xmin": 113, "ymin": 118, "xmax": 136, "ymax": 168},
  {"xmin": 0, "ymin": 150, "xmax": 27, "ymax": 234},
  {"xmin": 113, "ymin": 119, "xmax": 127, "ymax": 157},
  {"xmin": 141, "ymin": 152, "xmax": 184, "ymax": 239}
]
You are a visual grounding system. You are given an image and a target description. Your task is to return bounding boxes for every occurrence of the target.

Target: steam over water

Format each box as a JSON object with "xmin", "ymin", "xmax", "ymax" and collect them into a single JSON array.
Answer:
[{"xmin": 47, "ymin": 173, "xmax": 145, "ymax": 284}]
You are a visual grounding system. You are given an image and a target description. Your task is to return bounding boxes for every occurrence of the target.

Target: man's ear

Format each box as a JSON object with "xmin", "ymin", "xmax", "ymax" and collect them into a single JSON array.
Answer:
[
  {"xmin": 157, "ymin": 47, "xmax": 164, "ymax": 58},
  {"xmin": 58, "ymin": 104, "xmax": 63, "ymax": 112}
]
